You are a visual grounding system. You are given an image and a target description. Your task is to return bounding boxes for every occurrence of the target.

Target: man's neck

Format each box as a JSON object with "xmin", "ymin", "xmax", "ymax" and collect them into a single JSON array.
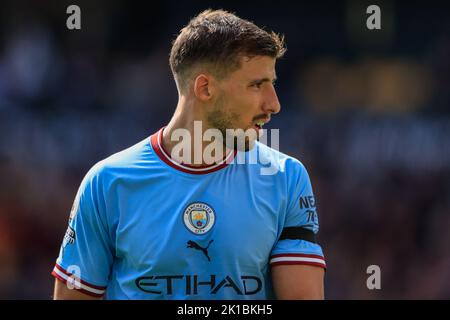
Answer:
[{"xmin": 161, "ymin": 99, "xmax": 232, "ymax": 167}]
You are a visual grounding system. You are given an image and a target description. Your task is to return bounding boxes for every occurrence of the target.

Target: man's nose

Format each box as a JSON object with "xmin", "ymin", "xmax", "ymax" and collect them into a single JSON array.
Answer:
[{"xmin": 262, "ymin": 86, "xmax": 281, "ymax": 115}]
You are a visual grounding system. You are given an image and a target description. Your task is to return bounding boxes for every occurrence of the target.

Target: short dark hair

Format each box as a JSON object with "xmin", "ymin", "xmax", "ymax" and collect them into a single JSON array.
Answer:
[{"xmin": 169, "ymin": 9, "xmax": 286, "ymax": 92}]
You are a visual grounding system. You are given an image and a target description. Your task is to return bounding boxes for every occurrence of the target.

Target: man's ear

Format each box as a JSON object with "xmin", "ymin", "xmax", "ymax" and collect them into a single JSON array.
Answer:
[{"xmin": 193, "ymin": 73, "xmax": 216, "ymax": 102}]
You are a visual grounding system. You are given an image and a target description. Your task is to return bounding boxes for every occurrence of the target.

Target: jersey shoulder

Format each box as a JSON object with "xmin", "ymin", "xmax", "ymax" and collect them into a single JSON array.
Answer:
[
  {"xmin": 254, "ymin": 141, "xmax": 308, "ymax": 178},
  {"xmin": 82, "ymin": 137, "xmax": 153, "ymax": 186}
]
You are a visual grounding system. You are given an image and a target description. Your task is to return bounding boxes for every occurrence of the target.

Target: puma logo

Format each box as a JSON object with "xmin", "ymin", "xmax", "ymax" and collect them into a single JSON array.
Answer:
[{"xmin": 187, "ymin": 240, "xmax": 214, "ymax": 261}]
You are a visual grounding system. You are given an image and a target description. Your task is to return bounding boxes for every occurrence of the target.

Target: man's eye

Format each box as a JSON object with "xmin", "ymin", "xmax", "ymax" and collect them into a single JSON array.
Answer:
[{"xmin": 252, "ymin": 82, "xmax": 263, "ymax": 89}]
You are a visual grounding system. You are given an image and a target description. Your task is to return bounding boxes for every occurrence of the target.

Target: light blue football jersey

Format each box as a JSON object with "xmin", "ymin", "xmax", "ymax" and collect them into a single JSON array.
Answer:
[{"xmin": 52, "ymin": 127, "xmax": 326, "ymax": 299}]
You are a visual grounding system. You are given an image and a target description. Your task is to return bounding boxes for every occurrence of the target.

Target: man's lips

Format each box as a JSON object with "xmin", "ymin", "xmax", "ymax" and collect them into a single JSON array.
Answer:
[{"xmin": 253, "ymin": 117, "xmax": 271, "ymax": 129}]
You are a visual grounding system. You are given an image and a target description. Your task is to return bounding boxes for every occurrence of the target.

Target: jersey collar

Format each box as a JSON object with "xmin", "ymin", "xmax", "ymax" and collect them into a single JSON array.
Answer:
[{"xmin": 150, "ymin": 127, "xmax": 237, "ymax": 175}]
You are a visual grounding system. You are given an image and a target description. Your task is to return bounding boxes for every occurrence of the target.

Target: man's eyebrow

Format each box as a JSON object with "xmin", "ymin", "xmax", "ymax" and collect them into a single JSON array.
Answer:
[{"xmin": 249, "ymin": 76, "xmax": 277, "ymax": 84}]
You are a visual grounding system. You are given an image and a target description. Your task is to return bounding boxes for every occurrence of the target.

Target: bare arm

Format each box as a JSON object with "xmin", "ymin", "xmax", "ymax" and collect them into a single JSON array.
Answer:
[
  {"xmin": 271, "ymin": 264, "xmax": 325, "ymax": 300},
  {"xmin": 53, "ymin": 278, "xmax": 103, "ymax": 300}
]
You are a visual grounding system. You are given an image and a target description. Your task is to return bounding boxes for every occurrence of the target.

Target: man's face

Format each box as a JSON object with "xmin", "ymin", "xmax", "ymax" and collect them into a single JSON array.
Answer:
[{"xmin": 207, "ymin": 55, "xmax": 281, "ymax": 151}]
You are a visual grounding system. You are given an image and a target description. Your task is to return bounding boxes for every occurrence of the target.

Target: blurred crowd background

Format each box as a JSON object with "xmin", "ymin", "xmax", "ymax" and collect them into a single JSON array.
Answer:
[{"xmin": 0, "ymin": 0, "xmax": 449, "ymax": 299}]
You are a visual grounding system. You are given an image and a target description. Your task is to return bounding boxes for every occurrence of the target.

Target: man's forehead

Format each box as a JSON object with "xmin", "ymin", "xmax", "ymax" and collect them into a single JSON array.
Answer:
[
  {"xmin": 233, "ymin": 55, "xmax": 277, "ymax": 79},
  {"xmin": 240, "ymin": 55, "xmax": 276, "ymax": 69}
]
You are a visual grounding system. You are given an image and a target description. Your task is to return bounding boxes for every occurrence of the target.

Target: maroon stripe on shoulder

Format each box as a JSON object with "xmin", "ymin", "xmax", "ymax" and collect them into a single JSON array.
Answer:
[
  {"xmin": 270, "ymin": 253, "xmax": 325, "ymax": 260},
  {"xmin": 270, "ymin": 261, "xmax": 327, "ymax": 269},
  {"xmin": 54, "ymin": 264, "xmax": 107, "ymax": 290},
  {"xmin": 52, "ymin": 270, "xmax": 104, "ymax": 298}
]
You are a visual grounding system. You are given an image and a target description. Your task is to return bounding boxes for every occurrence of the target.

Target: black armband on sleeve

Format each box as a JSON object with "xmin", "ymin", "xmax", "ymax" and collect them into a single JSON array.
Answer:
[{"xmin": 279, "ymin": 227, "xmax": 317, "ymax": 244}]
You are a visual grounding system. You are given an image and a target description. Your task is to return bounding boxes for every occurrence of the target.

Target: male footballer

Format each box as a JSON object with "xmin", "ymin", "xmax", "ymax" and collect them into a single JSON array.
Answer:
[{"xmin": 52, "ymin": 9, "xmax": 326, "ymax": 300}]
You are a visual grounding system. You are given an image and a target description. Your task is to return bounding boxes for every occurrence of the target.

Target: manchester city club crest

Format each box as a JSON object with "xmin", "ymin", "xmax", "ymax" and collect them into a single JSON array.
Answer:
[{"xmin": 183, "ymin": 202, "xmax": 216, "ymax": 235}]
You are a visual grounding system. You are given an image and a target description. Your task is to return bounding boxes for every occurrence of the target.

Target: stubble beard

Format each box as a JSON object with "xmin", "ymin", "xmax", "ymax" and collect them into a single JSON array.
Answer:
[{"xmin": 206, "ymin": 94, "xmax": 256, "ymax": 152}]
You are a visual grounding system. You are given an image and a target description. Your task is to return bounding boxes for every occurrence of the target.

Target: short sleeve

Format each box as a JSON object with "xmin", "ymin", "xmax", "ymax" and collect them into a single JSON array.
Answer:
[
  {"xmin": 51, "ymin": 165, "xmax": 114, "ymax": 297},
  {"xmin": 270, "ymin": 161, "xmax": 326, "ymax": 269}
]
